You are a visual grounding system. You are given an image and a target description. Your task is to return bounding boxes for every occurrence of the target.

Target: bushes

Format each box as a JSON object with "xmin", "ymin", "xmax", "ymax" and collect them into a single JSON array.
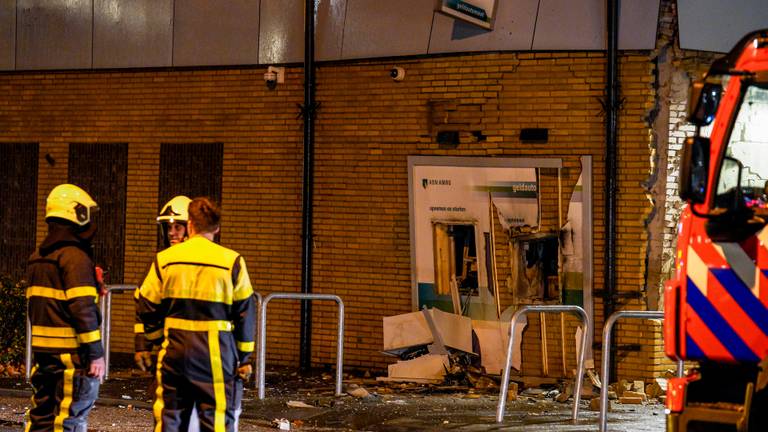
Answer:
[{"xmin": 0, "ymin": 274, "xmax": 26, "ymax": 365}]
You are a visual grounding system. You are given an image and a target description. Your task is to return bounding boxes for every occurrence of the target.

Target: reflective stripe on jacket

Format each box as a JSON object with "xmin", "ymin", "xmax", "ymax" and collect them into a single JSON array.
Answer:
[
  {"xmin": 136, "ymin": 236, "xmax": 256, "ymax": 380},
  {"xmin": 27, "ymin": 244, "xmax": 103, "ymax": 360}
]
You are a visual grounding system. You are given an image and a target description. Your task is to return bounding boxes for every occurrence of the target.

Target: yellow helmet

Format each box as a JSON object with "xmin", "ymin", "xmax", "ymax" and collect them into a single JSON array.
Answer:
[
  {"xmin": 45, "ymin": 184, "xmax": 99, "ymax": 226},
  {"xmin": 157, "ymin": 195, "xmax": 191, "ymax": 225}
]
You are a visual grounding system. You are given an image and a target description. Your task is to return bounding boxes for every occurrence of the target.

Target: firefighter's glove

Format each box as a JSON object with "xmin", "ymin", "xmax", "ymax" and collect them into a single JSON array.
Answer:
[
  {"xmin": 134, "ymin": 351, "xmax": 153, "ymax": 372},
  {"xmin": 237, "ymin": 364, "xmax": 253, "ymax": 381}
]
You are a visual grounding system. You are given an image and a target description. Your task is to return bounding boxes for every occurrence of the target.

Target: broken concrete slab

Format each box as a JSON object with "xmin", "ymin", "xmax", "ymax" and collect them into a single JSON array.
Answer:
[
  {"xmin": 383, "ymin": 309, "xmax": 473, "ymax": 354},
  {"xmin": 471, "ymin": 319, "xmax": 510, "ymax": 375},
  {"xmin": 387, "ymin": 354, "xmax": 450, "ymax": 381}
]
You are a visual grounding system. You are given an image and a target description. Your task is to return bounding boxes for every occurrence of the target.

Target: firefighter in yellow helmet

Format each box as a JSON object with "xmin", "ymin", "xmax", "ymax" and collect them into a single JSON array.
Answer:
[
  {"xmin": 134, "ymin": 195, "xmax": 192, "ymax": 371},
  {"xmin": 157, "ymin": 195, "xmax": 192, "ymax": 247},
  {"xmin": 25, "ymin": 184, "xmax": 105, "ymax": 432},
  {"xmin": 136, "ymin": 197, "xmax": 255, "ymax": 432}
]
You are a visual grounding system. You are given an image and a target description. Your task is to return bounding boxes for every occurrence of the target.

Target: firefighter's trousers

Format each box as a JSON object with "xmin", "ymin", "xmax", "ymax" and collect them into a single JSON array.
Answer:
[
  {"xmin": 187, "ymin": 380, "xmax": 243, "ymax": 432},
  {"xmin": 154, "ymin": 370, "xmax": 241, "ymax": 432},
  {"xmin": 25, "ymin": 353, "xmax": 100, "ymax": 432}
]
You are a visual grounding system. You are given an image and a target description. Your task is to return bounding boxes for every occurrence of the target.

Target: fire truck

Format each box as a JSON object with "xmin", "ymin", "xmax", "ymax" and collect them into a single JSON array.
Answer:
[{"xmin": 665, "ymin": 29, "xmax": 768, "ymax": 431}]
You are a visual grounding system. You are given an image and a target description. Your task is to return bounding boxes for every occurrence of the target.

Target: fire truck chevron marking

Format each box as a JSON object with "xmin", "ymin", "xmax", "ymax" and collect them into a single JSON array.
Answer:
[
  {"xmin": 685, "ymin": 299, "xmax": 734, "ymax": 362},
  {"xmin": 707, "ymin": 269, "xmax": 768, "ymax": 357},
  {"xmin": 685, "ymin": 334, "xmax": 705, "ymax": 359},
  {"xmin": 686, "ymin": 277, "xmax": 759, "ymax": 361},
  {"xmin": 716, "ymin": 242, "xmax": 758, "ymax": 293},
  {"xmin": 711, "ymin": 269, "xmax": 768, "ymax": 337}
]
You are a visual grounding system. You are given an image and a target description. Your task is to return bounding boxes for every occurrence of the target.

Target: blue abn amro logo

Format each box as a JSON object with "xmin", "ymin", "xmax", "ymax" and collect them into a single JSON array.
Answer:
[{"xmin": 421, "ymin": 178, "xmax": 451, "ymax": 189}]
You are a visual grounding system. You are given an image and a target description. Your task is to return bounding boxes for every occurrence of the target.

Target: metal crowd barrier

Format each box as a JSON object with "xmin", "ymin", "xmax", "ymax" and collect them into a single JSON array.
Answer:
[
  {"xmin": 25, "ymin": 309, "xmax": 31, "ymax": 381},
  {"xmin": 496, "ymin": 305, "xmax": 590, "ymax": 423},
  {"xmin": 100, "ymin": 284, "xmax": 138, "ymax": 380},
  {"xmin": 252, "ymin": 291, "xmax": 263, "ymax": 388},
  {"xmin": 258, "ymin": 293, "xmax": 345, "ymax": 400},
  {"xmin": 599, "ymin": 310, "xmax": 684, "ymax": 432}
]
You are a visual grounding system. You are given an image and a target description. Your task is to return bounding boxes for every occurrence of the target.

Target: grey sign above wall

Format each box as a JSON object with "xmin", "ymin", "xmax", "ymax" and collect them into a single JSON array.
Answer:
[{"xmin": 2, "ymin": 0, "xmax": 666, "ymax": 71}]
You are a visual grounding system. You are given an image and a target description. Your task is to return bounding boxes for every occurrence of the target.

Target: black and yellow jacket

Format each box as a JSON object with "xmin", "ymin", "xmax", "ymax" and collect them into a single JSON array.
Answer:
[
  {"xmin": 135, "ymin": 235, "xmax": 255, "ymax": 381},
  {"xmin": 26, "ymin": 223, "xmax": 104, "ymax": 361}
]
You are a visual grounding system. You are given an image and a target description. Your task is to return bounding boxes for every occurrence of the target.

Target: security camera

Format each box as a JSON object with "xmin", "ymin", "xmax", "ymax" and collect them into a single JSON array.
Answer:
[
  {"xmin": 264, "ymin": 66, "xmax": 285, "ymax": 90},
  {"xmin": 264, "ymin": 71, "xmax": 277, "ymax": 90},
  {"xmin": 390, "ymin": 66, "xmax": 405, "ymax": 82}
]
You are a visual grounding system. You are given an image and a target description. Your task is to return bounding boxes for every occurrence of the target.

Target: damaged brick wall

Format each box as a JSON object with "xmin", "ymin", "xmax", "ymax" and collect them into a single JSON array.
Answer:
[{"xmin": 3, "ymin": 52, "xmax": 659, "ymax": 379}]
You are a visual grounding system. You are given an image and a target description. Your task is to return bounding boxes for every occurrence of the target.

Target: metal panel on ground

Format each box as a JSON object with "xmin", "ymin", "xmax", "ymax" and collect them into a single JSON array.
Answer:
[
  {"xmin": 16, "ymin": 0, "xmax": 91, "ymax": 70},
  {"xmin": 259, "ymin": 0, "xmax": 303, "ymax": 65},
  {"xmin": 532, "ymin": 0, "xmax": 604, "ymax": 50},
  {"xmin": 428, "ymin": 0, "xmax": 538, "ymax": 53},
  {"xmin": 342, "ymin": 0, "xmax": 434, "ymax": 60},
  {"xmin": 316, "ymin": 0, "xmax": 347, "ymax": 61},
  {"xmin": 173, "ymin": 0, "xmax": 260, "ymax": 67},
  {"xmin": 0, "ymin": 0, "xmax": 15, "ymax": 70},
  {"xmin": 93, "ymin": 0, "xmax": 173, "ymax": 68},
  {"xmin": 679, "ymin": 0, "xmax": 768, "ymax": 53}
]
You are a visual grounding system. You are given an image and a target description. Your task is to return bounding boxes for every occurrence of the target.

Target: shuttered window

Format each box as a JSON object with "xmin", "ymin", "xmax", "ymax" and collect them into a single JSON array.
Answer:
[
  {"xmin": 68, "ymin": 143, "xmax": 128, "ymax": 284},
  {"xmin": 0, "ymin": 144, "xmax": 38, "ymax": 280}
]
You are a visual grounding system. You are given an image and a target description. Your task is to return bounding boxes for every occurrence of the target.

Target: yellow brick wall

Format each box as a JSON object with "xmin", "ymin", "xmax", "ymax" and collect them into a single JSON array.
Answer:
[{"xmin": 1, "ymin": 50, "xmax": 661, "ymax": 378}]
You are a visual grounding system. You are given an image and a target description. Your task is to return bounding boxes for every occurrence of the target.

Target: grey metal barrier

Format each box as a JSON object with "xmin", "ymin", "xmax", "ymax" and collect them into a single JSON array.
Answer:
[
  {"xmin": 599, "ymin": 310, "xmax": 684, "ymax": 432},
  {"xmin": 258, "ymin": 293, "xmax": 345, "ymax": 400},
  {"xmin": 25, "ymin": 311, "xmax": 31, "ymax": 381},
  {"xmin": 252, "ymin": 291, "xmax": 263, "ymax": 388},
  {"xmin": 101, "ymin": 284, "xmax": 138, "ymax": 380},
  {"xmin": 497, "ymin": 305, "xmax": 590, "ymax": 423}
]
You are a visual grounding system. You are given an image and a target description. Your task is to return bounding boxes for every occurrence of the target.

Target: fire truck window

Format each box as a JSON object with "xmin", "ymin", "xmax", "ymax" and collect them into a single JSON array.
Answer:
[{"xmin": 716, "ymin": 85, "xmax": 768, "ymax": 210}]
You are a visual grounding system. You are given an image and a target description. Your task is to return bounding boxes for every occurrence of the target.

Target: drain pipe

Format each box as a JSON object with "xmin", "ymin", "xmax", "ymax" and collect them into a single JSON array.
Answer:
[
  {"xmin": 299, "ymin": 0, "xmax": 317, "ymax": 372},
  {"xmin": 604, "ymin": 0, "xmax": 620, "ymax": 381}
]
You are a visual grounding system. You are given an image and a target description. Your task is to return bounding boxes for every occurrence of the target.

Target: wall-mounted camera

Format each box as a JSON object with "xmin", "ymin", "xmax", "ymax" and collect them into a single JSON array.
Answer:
[
  {"xmin": 390, "ymin": 66, "xmax": 405, "ymax": 82},
  {"xmin": 264, "ymin": 66, "xmax": 285, "ymax": 90}
]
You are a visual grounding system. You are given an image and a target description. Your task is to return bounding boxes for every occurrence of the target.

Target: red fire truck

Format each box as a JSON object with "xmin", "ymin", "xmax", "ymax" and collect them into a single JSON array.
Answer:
[{"xmin": 666, "ymin": 29, "xmax": 768, "ymax": 431}]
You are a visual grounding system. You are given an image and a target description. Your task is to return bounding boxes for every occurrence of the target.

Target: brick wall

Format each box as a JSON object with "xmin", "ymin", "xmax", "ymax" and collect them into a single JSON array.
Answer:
[{"xmin": 1, "ymin": 49, "xmax": 661, "ymax": 378}]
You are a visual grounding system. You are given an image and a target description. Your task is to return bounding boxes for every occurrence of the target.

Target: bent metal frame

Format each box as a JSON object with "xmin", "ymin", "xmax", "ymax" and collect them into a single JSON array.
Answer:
[
  {"xmin": 257, "ymin": 292, "xmax": 345, "ymax": 399},
  {"xmin": 496, "ymin": 304, "xmax": 590, "ymax": 423},
  {"xmin": 599, "ymin": 310, "xmax": 684, "ymax": 432}
]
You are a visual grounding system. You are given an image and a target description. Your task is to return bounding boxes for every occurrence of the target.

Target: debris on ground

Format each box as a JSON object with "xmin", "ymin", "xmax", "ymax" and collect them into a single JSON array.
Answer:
[
  {"xmin": 345, "ymin": 384, "xmax": 371, "ymax": 398},
  {"xmin": 273, "ymin": 418, "xmax": 291, "ymax": 430},
  {"xmin": 286, "ymin": 400, "xmax": 317, "ymax": 408}
]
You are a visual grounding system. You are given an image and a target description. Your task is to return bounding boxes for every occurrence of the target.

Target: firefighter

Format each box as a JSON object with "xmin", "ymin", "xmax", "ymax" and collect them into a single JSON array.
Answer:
[
  {"xmin": 133, "ymin": 195, "xmax": 192, "ymax": 371},
  {"xmin": 136, "ymin": 197, "xmax": 255, "ymax": 432},
  {"xmin": 25, "ymin": 184, "xmax": 105, "ymax": 432}
]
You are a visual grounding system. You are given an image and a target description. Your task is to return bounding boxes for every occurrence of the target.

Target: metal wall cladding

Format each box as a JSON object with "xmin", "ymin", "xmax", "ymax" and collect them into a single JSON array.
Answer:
[
  {"xmin": 618, "ymin": 0, "xmax": 660, "ymax": 51},
  {"xmin": 0, "ymin": 0, "xmax": 15, "ymax": 70},
  {"xmin": 4, "ymin": 1, "xmax": 669, "ymax": 71},
  {"xmin": 259, "ymin": 0, "xmax": 304, "ymax": 65},
  {"xmin": 532, "ymin": 0, "xmax": 605, "ymax": 50},
  {"xmin": 679, "ymin": 0, "xmax": 768, "ymax": 53},
  {"xmin": 428, "ymin": 0, "xmax": 539, "ymax": 53},
  {"xmin": 316, "ymin": 0, "xmax": 346, "ymax": 61},
  {"xmin": 16, "ymin": 0, "xmax": 92, "ymax": 70},
  {"xmin": 173, "ymin": 0, "xmax": 260, "ymax": 67},
  {"xmin": 341, "ymin": 0, "xmax": 434, "ymax": 60},
  {"xmin": 93, "ymin": 0, "xmax": 173, "ymax": 68}
]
